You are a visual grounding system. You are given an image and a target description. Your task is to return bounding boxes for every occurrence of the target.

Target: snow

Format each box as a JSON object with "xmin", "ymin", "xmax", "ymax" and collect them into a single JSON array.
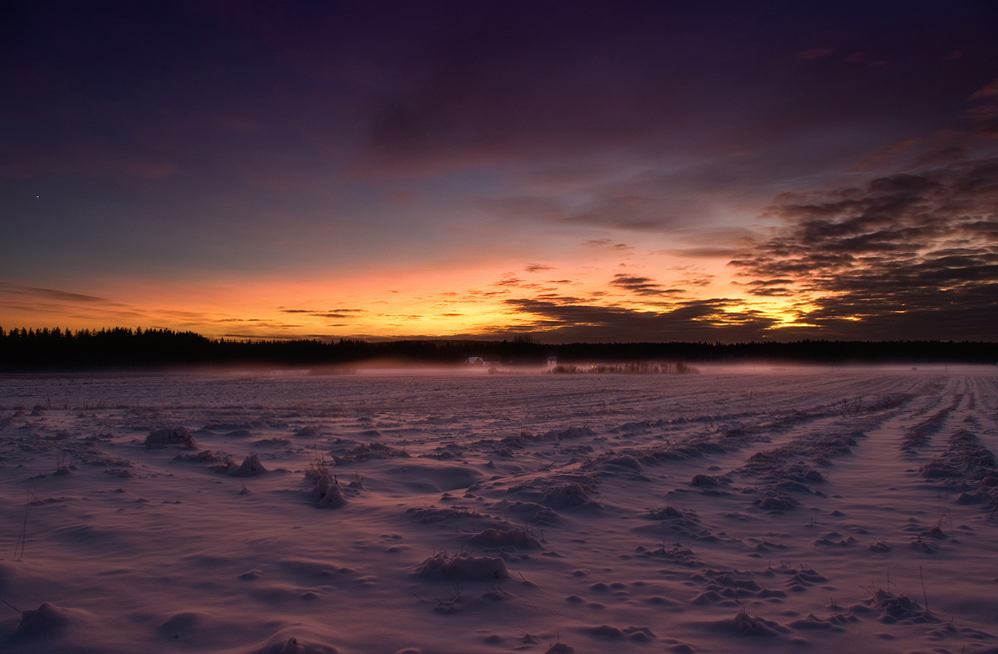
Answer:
[{"xmin": 1, "ymin": 366, "xmax": 997, "ymax": 653}]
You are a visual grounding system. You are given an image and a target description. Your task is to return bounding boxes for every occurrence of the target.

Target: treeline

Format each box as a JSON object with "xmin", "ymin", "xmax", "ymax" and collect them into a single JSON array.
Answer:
[
  {"xmin": 0, "ymin": 327, "xmax": 996, "ymax": 371},
  {"xmin": 0, "ymin": 327, "xmax": 548, "ymax": 370}
]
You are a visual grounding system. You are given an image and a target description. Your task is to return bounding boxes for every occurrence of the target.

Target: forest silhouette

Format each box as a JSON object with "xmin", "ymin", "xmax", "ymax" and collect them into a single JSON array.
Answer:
[{"xmin": 0, "ymin": 327, "xmax": 995, "ymax": 371}]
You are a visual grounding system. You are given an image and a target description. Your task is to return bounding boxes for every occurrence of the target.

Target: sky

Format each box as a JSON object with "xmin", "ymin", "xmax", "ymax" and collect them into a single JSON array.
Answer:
[{"xmin": 1, "ymin": 0, "xmax": 996, "ymax": 343}]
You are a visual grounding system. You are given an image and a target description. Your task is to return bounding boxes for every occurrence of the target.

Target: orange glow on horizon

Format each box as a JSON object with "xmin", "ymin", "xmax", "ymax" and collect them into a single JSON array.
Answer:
[{"xmin": 1, "ymin": 249, "xmax": 850, "ymax": 341}]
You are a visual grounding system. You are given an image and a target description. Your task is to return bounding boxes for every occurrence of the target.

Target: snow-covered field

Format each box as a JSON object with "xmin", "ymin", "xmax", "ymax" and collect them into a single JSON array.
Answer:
[{"xmin": 1, "ymin": 366, "xmax": 997, "ymax": 654}]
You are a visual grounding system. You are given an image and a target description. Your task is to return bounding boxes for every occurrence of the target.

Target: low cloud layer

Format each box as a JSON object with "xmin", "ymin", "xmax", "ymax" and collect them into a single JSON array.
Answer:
[{"xmin": 504, "ymin": 297, "xmax": 776, "ymax": 343}]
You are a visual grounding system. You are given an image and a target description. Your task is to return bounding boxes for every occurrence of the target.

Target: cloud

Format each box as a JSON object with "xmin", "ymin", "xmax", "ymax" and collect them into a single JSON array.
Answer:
[
  {"xmin": 729, "ymin": 157, "xmax": 998, "ymax": 340},
  {"xmin": 609, "ymin": 274, "xmax": 680, "ymax": 297},
  {"xmin": 475, "ymin": 196, "xmax": 567, "ymax": 222},
  {"xmin": 481, "ymin": 155, "xmax": 852, "ymax": 237},
  {"xmin": 335, "ymin": 0, "xmax": 998, "ymax": 197},
  {"xmin": 279, "ymin": 308, "xmax": 367, "ymax": 319},
  {"xmin": 965, "ymin": 103, "xmax": 998, "ymax": 138},
  {"xmin": 524, "ymin": 263, "xmax": 554, "ymax": 273},
  {"xmin": 970, "ymin": 77, "xmax": 998, "ymax": 100},
  {"xmin": 503, "ymin": 296, "xmax": 777, "ymax": 342},
  {"xmin": 662, "ymin": 247, "xmax": 741, "ymax": 258},
  {"xmin": 583, "ymin": 239, "xmax": 631, "ymax": 250},
  {"xmin": 0, "ymin": 282, "xmax": 109, "ymax": 304},
  {"xmin": 913, "ymin": 146, "xmax": 965, "ymax": 167},
  {"xmin": 385, "ymin": 190, "xmax": 415, "ymax": 205},
  {"xmin": 798, "ymin": 47, "xmax": 833, "ymax": 60},
  {"xmin": 494, "ymin": 274, "xmax": 524, "ymax": 287},
  {"xmin": 844, "ymin": 51, "xmax": 888, "ymax": 67},
  {"xmin": 851, "ymin": 138, "xmax": 921, "ymax": 171},
  {"xmin": 0, "ymin": 282, "xmax": 227, "ymax": 329},
  {"xmin": 965, "ymin": 76, "xmax": 998, "ymax": 137},
  {"xmin": 123, "ymin": 161, "xmax": 177, "ymax": 180}
]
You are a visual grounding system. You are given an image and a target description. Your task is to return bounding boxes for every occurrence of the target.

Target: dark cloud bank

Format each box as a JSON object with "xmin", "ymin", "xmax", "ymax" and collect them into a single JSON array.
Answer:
[
  {"xmin": 501, "ymin": 158, "xmax": 997, "ymax": 343},
  {"xmin": 731, "ymin": 157, "xmax": 998, "ymax": 340}
]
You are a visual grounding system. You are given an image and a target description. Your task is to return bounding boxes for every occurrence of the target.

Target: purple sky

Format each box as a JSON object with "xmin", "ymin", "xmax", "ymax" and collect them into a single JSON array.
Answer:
[{"xmin": 1, "ymin": 1, "xmax": 996, "ymax": 341}]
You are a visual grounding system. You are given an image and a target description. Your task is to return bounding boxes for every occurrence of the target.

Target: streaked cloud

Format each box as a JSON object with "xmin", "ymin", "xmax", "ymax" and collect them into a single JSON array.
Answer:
[{"xmin": 0, "ymin": 283, "xmax": 109, "ymax": 304}]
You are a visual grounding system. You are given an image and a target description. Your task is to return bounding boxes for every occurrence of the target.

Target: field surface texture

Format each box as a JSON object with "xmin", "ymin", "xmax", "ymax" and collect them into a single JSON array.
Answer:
[{"xmin": 1, "ymin": 367, "xmax": 997, "ymax": 654}]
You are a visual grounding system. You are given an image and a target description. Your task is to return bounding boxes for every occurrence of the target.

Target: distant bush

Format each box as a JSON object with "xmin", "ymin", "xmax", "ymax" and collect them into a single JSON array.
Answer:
[{"xmin": 551, "ymin": 362, "xmax": 698, "ymax": 374}]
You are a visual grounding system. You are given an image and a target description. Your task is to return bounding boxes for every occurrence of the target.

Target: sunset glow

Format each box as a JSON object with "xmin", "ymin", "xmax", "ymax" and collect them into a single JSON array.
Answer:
[{"xmin": 2, "ymin": 2, "xmax": 996, "ymax": 342}]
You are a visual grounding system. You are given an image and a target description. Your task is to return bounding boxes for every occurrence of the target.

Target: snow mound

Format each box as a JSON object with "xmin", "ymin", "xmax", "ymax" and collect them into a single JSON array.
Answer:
[
  {"xmin": 732, "ymin": 609, "xmax": 791, "ymax": 636},
  {"xmin": 145, "ymin": 427, "xmax": 198, "ymax": 449},
  {"xmin": 862, "ymin": 587, "xmax": 937, "ymax": 624},
  {"xmin": 250, "ymin": 635, "xmax": 341, "ymax": 654},
  {"xmin": 7, "ymin": 602, "xmax": 74, "ymax": 643},
  {"xmin": 543, "ymin": 482, "xmax": 598, "ymax": 509},
  {"xmin": 311, "ymin": 472, "xmax": 347, "ymax": 508},
  {"xmin": 231, "ymin": 453, "xmax": 267, "ymax": 477},
  {"xmin": 414, "ymin": 553, "xmax": 509, "ymax": 580},
  {"xmin": 468, "ymin": 526, "xmax": 541, "ymax": 549},
  {"xmin": 381, "ymin": 461, "xmax": 482, "ymax": 493}
]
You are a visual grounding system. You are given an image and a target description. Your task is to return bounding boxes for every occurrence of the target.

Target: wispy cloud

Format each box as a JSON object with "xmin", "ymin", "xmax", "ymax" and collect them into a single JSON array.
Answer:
[
  {"xmin": 0, "ymin": 282, "xmax": 109, "ymax": 304},
  {"xmin": 280, "ymin": 308, "xmax": 367, "ymax": 319}
]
